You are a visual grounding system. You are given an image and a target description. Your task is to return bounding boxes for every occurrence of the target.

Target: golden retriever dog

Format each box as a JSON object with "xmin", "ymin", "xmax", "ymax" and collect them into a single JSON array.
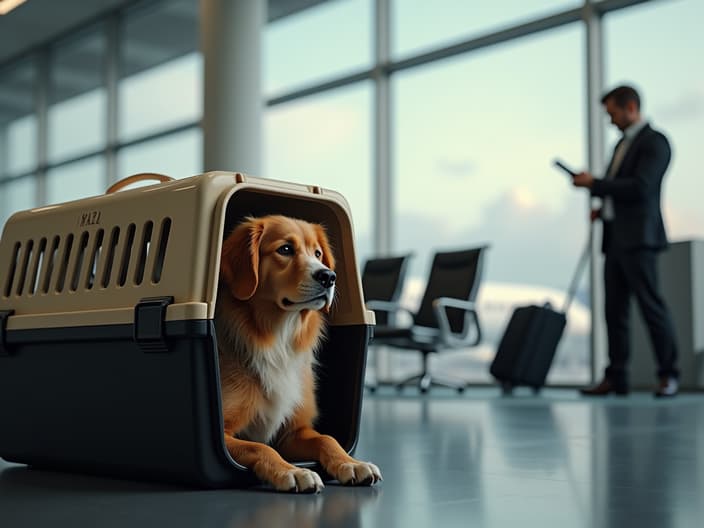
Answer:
[{"xmin": 215, "ymin": 215, "xmax": 382, "ymax": 493}]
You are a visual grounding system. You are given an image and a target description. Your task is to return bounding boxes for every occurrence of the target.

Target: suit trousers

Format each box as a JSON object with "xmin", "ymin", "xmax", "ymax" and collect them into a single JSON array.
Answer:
[{"xmin": 603, "ymin": 247, "xmax": 679, "ymax": 384}]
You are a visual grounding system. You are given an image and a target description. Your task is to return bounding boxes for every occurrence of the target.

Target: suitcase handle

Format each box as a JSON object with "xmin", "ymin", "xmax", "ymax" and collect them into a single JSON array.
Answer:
[
  {"xmin": 105, "ymin": 173, "xmax": 174, "ymax": 194},
  {"xmin": 562, "ymin": 231, "xmax": 592, "ymax": 313}
]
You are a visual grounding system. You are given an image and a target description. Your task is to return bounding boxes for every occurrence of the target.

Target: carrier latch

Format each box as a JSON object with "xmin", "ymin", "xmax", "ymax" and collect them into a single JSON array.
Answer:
[
  {"xmin": 0, "ymin": 310, "xmax": 14, "ymax": 356},
  {"xmin": 134, "ymin": 297, "xmax": 174, "ymax": 353}
]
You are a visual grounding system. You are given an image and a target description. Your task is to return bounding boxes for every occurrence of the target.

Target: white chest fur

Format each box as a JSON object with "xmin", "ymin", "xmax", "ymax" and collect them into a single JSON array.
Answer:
[{"xmin": 240, "ymin": 318, "xmax": 312, "ymax": 444}]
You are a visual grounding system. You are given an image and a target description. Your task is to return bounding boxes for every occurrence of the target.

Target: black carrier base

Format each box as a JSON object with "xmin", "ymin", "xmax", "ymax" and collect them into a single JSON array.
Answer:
[{"xmin": 0, "ymin": 321, "xmax": 371, "ymax": 488}]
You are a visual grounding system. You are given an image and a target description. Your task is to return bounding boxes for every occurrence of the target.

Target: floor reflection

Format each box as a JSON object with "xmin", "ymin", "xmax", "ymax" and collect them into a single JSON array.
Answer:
[
  {"xmin": 0, "ymin": 464, "xmax": 380, "ymax": 528},
  {"xmin": 589, "ymin": 401, "xmax": 700, "ymax": 528},
  {"xmin": 2, "ymin": 390, "xmax": 703, "ymax": 528}
]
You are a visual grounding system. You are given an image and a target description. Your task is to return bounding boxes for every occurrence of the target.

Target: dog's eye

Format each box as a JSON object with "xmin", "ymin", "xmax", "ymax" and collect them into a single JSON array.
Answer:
[
  {"xmin": 277, "ymin": 244, "xmax": 294, "ymax": 256},
  {"xmin": 314, "ymin": 249, "xmax": 322, "ymax": 259}
]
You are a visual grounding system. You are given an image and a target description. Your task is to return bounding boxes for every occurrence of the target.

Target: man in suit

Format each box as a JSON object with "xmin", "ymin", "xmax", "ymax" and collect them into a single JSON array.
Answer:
[{"xmin": 573, "ymin": 85, "xmax": 679, "ymax": 397}]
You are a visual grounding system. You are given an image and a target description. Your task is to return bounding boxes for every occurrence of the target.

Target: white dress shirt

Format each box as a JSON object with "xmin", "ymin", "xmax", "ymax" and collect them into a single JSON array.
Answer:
[{"xmin": 601, "ymin": 119, "xmax": 649, "ymax": 221}]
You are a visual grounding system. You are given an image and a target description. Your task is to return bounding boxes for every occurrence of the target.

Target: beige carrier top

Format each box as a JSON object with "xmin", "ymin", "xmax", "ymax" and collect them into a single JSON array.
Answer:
[{"xmin": 0, "ymin": 172, "xmax": 374, "ymax": 331}]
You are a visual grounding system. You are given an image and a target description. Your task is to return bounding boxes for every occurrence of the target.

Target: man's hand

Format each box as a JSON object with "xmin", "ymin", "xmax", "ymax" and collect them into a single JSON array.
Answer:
[
  {"xmin": 572, "ymin": 171, "xmax": 594, "ymax": 188},
  {"xmin": 590, "ymin": 208, "xmax": 601, "ymax": 222}
]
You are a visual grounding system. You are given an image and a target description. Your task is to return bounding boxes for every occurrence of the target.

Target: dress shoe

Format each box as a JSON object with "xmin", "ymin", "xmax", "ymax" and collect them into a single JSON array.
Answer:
[
  {"xmin": 654, "ymin": 376, "xmax": 678, "ymax": 398},
  {"xmin": 579, "ymin": 378, "xmax": 629, "ymax": 396}
]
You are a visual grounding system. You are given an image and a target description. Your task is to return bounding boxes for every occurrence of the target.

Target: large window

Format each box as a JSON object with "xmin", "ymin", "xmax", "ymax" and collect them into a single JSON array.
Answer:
[
  {"xmin": 0, "ymin": 61, "xmax": 36, "ymax": 178},
  {"xmin": 0, "ymin": 60, "xmax": 37, "ymax": 226},
  {"xmin": 46, "ymin": 156, "xmax": 106, "ymax": 205},
  {"xmin": 393, "ymin": 25, "xmax": 589, "ymax": 384},
  {"xmin": 265, "ymin": 0, "xmax": 372, "ymax": 96},
  {"xmin": 264, "ymin": 83, "xmax": 373, "ymax": 263},
  {"xmin": 605, "ymin": 0, "xmax": 704, "ymax": 242},
  {"xmin": 0, "ymin": 175, "xmax": 36, "ymax": 228},
  {"xmin": 392, "ymin": 0, "xmax": 581, "ymax": 59},
  {"xmin": 2, "ymin": 0, "xmax": 694, "ymax": 388},
  {"xmin": 117, "ymin": 127, "xmax": 202, "ymax": 180},
  {"xmin": 119, "ymin": 0, "xmax": 201, "ymax": 142},
  {"xmin": 48, "ymin": 25, "xmax": 107, "ymax": 164}
]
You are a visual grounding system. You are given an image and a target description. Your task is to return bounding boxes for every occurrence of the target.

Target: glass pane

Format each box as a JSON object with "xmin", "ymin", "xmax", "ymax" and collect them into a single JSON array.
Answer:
[
  {"xmin": 605, "ymin": 0, "xmax": 704, "ymax": 241},
  {"xmin": 119, "ymin": 0, "xmax": 201, "ymax": 141},
  {"xmin": 48, "ymin": 26, "xmax": 107, "ymax": 163},
  {"xmin": 265, "ymin": 0, "xmax": 372, "ymax": 96},
  {"xmin": 393, "ymin": 0, "xmax": 581, "ymax": 59},
  {"xmin": 0, "ymin": 61, "xmax": 37, "ymax": 177},
  {"xmin": 0, "ymin": 176, "xmax": 37, "ymax": 229},
  {"xmin": 264, "ymin": 82, "xmax": 372, "ymax": 263},
  {"xmin": 392, "ymin": 25, "xmax": 588, "ymax": 385},
  {"xmin": 46, "ymin": 156, "xmax": 106, "ymax": 205},
  {"xmin": 117, "ymin": 127, "xmax": 202, "ymax": 181}
]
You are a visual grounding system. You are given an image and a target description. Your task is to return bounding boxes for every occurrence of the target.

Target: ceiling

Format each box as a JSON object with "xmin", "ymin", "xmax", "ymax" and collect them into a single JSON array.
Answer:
[
  {"xmin": 0, "ymin": 0, "xmax": 329, "ymax": 65},
  {"xmin": 0, "ymin": 0, "xmax": 133, "ymax": 64}
]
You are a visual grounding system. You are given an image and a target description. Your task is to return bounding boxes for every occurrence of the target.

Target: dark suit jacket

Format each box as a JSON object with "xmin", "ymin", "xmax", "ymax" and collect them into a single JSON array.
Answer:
[{"xmin": 592, "ymin": 124, "xmax": 671, "ymax": 253}]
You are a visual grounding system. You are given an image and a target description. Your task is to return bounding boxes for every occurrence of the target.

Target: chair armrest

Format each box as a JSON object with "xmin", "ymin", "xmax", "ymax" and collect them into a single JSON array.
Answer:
[
  {"xmin": 365, "ymin": 300, "xmax": 414, "ymax": 319},
  {"xmin": 432, "ymin": 297, "xmax": 482, "ymax": 347},
  {"xmin": 365, "ymin": 300, "xmax": 415, "ymax": 329}
]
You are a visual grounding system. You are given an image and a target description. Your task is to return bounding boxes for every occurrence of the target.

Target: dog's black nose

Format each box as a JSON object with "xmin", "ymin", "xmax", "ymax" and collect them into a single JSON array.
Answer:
[{"xmin": 313, "ymin": 269, "xmax": 336, "ymax": 288}]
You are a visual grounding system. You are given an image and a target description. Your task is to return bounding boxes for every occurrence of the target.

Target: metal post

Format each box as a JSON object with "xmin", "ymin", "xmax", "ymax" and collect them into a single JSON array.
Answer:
[
  {"xmin": 105, "ymin": 15, "xmax": 119, "ymax": 186},
  {"xmin": 374, "ymin": 0, "xmax": 392, "ymax": 256},
  {"xmin": 36, "ymin": 51, "xmax": 48, "ymax": 206},
  {"xmin": 585, "ymin": 0, "xmax": 607, "ymax": 383},
  {"xmin": 200, "ymin": 0, "xmax": 264, "ymax": 175}
]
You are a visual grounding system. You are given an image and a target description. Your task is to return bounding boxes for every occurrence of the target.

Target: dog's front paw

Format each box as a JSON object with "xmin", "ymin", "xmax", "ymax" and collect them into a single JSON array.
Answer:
[
  {"xmin": 273, "ymin": 467, "xmax": 325, "ymax": 494},
  {"xmin": 330, "ymin": 460, "xmax": 382, "ymax": 486}
]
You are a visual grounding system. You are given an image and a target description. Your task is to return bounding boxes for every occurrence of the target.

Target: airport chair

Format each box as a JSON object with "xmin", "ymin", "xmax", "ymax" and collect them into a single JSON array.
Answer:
[
  {"xmin": 361, "ymin": 254, "xmax": 413, "ymax": 326},
  {"xmin": 360, "ymin": 254, "xmax": 413, "ymax": 391},
  {"xmin": 370, "ymin": 246, "xmax": 488, "ymax": 393}
]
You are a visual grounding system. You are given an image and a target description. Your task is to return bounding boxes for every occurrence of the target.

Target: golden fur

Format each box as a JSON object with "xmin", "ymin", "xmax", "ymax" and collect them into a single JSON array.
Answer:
[{"xmin": 215, "ymin": 215, "xmax": 381, "ymax": 493}]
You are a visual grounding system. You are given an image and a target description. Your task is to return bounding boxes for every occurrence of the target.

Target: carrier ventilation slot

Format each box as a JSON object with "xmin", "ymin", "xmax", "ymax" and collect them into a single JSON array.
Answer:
[
  {"xmin": 86, "ymin": 229, "xmax": 104, "ymax": 290},
  {"xmin": 70, "ymin": 232, "xmax": 90, "ymax": 292},
  {"xmin": 134, "ymin": 221, "xmax": 153, "ymax": 286},
  {"xmin": 42, "ymin": 236, "xmax": 60, "ymax": 294},
  {"xmin": 3, "ymin": 242, "xmax": 21, "ymax": 298},
  {"xmin": 117, "ymin": 223, "xmax": 136, "ymax": 287},
  {"xmin": 55, "ymin": 234, "xmax": 74, "ymax": 293},
  {"xmin": 102, "ymin": 227, "xmax": 120, "ymax": 288},
  {"xmin": 15, "ymin": 240, "xmax": 34, "ymax": 296},
  {"xmin": 28, "ymin": 238, "xmax": 47, "ymax": 295},
  {"xmin": 152, "ymin": 217, "xmax": 171, "ymax": 284},
  {"xmin": 3, "ymin": 217, "xmax": 171, "ymax": 298}
]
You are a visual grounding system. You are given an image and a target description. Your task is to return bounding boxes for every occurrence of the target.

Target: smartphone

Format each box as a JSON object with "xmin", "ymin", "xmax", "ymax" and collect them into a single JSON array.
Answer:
[{"xmin": 553, "ymin": 159, "xmax": 577, "ymax": 178}]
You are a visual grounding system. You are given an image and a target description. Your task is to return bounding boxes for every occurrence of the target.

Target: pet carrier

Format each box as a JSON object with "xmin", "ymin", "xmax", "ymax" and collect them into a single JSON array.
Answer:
[{"xmin": 0, "ymin": 172, "xmax": 374, "ymax": 488}]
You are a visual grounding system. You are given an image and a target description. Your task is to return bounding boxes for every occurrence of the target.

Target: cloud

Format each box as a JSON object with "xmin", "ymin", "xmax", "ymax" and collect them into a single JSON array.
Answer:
[
  {"xmin": 434, "ymin": 157, "xmax": 477, "ymax": 179},
  {"xmin": 654, "ymin": 87, "xmax": 704, "ymax": 123},
  {"xmin": 397, "ymin": 188, "xmax": 591, "ymax": 292}
]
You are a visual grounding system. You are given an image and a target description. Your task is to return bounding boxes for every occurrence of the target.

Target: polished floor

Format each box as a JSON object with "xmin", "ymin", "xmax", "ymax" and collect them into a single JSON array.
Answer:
[{"xmin": 2, "ymin": 387, "xmax": 703, "ymax": 528}]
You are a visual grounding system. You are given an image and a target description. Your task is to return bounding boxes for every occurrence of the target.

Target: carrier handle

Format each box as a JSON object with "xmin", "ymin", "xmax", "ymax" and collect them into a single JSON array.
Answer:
[{"xmin": 105, "ymin": 173, "xmax": 174, "ymax": 194}]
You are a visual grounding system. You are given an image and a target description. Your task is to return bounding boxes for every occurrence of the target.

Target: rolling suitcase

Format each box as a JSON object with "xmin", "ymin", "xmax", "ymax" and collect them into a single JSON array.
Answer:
[{"xmin": 489, "ymin": 238, "xmax": 590, "ymax": 394}]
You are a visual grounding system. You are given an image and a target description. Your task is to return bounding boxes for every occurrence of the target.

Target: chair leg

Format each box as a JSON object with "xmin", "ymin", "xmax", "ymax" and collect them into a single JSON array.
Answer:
[
  {"xmin": 427, "ymin": 374, "xmax": 468, "ymax": 393},
  {"xmin": 394, "ymin": 352, "xmax": 431, "ymax": 391},
  {"xmin": 394, "ymin": 352, "xmax": 469, "ymax": 393},
  {"xmin": 396, "ymin": 352, "xmax": 469, "ymax": 393}
]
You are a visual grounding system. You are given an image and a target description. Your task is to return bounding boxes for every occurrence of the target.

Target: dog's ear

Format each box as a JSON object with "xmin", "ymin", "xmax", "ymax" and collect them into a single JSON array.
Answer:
[
  {"xmin": 315, "ymin": 224, "xmax": 335, "ymax": 271},
  {"xmin": 221, "ymin": 219, "xmax": 264, "ymax": 300}
]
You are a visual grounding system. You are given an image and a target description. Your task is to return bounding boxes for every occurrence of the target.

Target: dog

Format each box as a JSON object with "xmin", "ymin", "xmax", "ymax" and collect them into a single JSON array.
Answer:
[{"xmin": 215, "ymin": 215, "xmax": 382, "ymax": 493}]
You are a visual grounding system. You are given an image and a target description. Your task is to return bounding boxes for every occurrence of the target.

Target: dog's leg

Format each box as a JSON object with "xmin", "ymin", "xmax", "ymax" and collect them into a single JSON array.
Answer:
[
  {"xmin": 277, "ymin": 426, "xmax": 382, "ymax": 486},
  {"xmin": 223, "ymin": 423, "xmax": 324, "ymax": 493}
]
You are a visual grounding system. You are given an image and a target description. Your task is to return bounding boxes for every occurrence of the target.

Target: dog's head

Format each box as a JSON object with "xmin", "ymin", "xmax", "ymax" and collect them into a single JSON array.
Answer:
[{"xmin": 220, "ymin": 215, "xmax": 336, "ymax": 313}]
